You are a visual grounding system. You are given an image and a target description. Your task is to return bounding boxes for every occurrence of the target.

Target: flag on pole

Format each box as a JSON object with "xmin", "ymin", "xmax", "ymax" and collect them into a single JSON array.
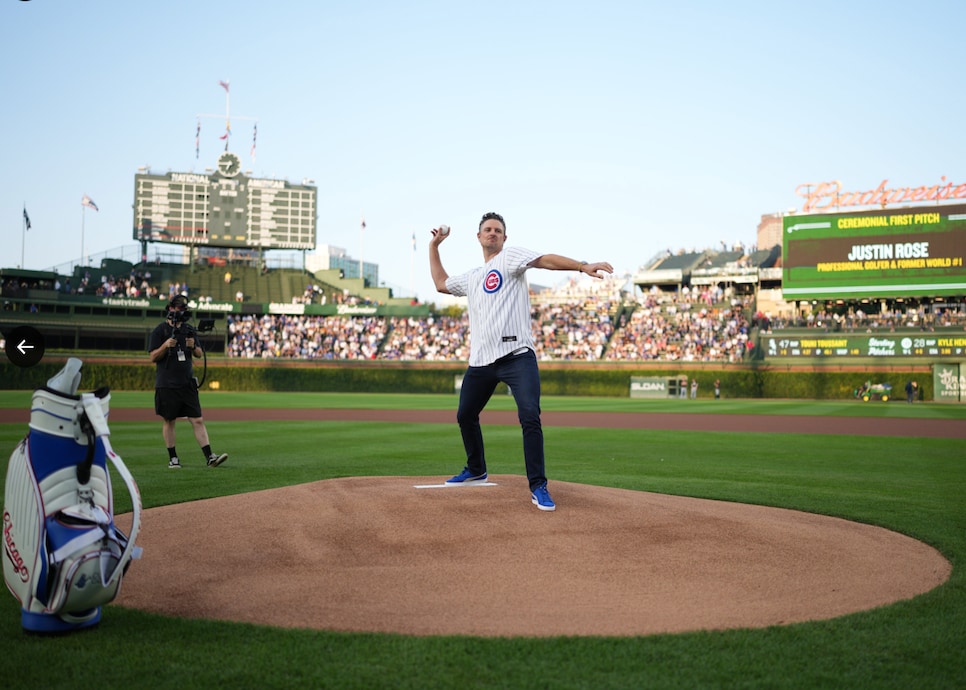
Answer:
[
  {"xmin": 220, "ymin": 118, "xmax": 232, "ymax": 149},
  {"xmin": 195, "ymin": 119, "xmax": 201, "ymax": 159},
  {"xmin": 218, "ymin": 80, "xmax": 231, "ymax": 151},
  {"xmin": 81, "ymin": 195, "xmax": 99, "ymax": 211},
  {"xmin": 250, "ymin": 123, "xmax": 257, "ymax": 160},
  {"xmin": 411, "ymin": 232, "xmax": 416, "ymax": 251},
  {"xmin": 23, "ymin": 207, "xmax": 31, "ymax": 230},
  {"xmin": 361, "ymin": 216, "xmax": 366, "ymax": 230}
]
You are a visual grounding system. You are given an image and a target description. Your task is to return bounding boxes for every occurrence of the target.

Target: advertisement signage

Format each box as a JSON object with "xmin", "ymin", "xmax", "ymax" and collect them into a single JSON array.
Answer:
[
  {"xmin": 932, "ymin": 363, "xmax": 964, "ymax": 403},
  {"xmin": 630, "ymin": 377, "xmax": 670, "ymax": 398}
]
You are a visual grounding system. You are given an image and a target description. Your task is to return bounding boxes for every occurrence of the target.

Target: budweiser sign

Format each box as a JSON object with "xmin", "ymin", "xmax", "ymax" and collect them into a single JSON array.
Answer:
[{"xmin": 796, "ymin": 178, "xmax": 966, "ymax": 212}]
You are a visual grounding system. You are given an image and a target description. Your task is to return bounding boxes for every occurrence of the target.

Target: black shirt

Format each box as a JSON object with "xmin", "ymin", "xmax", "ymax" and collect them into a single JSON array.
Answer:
[{"xmin": 148, "ymin": 321, "xmax": 198, "ymax": 389}]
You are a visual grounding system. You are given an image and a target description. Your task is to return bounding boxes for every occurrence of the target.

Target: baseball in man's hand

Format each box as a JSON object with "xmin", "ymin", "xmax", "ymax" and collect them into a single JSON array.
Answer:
[{"xmin": 438, "ymin": 225, "xmax": 450, "ymax": 236}]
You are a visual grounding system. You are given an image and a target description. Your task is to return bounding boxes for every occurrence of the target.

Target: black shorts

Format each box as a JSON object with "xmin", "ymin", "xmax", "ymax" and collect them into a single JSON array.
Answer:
[{"xmin": 155, "ymin": 386, "xmax": 203, "ymax": 420}]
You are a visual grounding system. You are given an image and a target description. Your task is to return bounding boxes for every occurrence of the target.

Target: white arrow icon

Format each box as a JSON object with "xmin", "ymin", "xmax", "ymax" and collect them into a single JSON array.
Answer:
[
  {"xmin": 785, "ymin": 221, "xmax": 831, "ymax": 234},
  {"xmin": 17, "ymin": 339, "xmax": 34, "ymax": 355}
]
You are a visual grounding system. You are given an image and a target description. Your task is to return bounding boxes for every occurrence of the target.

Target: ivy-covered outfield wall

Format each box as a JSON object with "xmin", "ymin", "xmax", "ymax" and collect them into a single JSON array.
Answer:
[{"xmin": 0, "ymin": 359, "xmax": 937, "ymax": 401}]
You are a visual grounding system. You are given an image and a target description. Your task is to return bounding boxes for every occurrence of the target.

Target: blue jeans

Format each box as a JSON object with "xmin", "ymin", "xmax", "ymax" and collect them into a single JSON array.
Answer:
[{"xmin": 457, "ymin": 349, "xmax": 545, "ymax": 490}]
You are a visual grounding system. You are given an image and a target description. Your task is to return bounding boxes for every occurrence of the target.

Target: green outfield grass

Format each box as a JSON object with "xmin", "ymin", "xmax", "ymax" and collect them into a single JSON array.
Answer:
[{"xmin": 0, "ymin": 392, "xmax": 964, "ymax": 689}]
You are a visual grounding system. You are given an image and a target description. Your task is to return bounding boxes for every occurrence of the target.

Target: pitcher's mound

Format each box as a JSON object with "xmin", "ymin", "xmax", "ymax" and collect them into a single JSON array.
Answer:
[{"xmin": 117, "ymin": 476, "xmax": 950, "ymax": 637}]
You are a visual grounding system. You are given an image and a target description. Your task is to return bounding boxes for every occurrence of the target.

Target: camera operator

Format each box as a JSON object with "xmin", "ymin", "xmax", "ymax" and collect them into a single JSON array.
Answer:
[{"xmin": 148, "ymin": 294, "xmax": 228, "ymax": 469}]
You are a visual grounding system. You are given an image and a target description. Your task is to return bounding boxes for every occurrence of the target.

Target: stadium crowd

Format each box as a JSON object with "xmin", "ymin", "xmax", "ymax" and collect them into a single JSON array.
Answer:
[
  {"xmin": 221, "ymin": 283, "xmax": 963, "ymax": 363},
  {"xmin": 223, "ymin": 276, "xmax": 760, "ymax": 362},
  {"xmin": 765, "ymin": 304, "xmax": 966, "ymax": 332},
  {"xmin": 4, "ymin": 262, "xmax": 962, "ymax": 359},
  {"xmin": 226, "ymin": 314, "xmax": 389, "ymax": 359}
]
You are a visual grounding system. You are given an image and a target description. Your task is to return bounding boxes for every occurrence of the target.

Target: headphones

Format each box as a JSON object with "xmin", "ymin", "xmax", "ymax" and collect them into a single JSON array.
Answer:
[{"xmin": 165, "ymin": 295, "xmax": 192, "ymax": 321}]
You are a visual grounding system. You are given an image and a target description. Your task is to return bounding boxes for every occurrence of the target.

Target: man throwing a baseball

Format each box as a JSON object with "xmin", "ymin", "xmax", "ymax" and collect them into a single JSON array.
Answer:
[{"xmin": 429, "ymin": 211, "xmax": 613, "ymax": 511}]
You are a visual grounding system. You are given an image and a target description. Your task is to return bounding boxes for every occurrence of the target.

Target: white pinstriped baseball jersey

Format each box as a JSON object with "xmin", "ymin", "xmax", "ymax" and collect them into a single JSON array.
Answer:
[{"xmin": 446, "ymin": 246, "xmax": 541, "ymax": 366}]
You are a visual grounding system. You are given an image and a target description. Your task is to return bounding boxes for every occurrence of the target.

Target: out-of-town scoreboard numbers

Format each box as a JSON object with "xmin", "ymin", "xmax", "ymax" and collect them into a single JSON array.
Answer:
[{"xmin": 133, "ymin": 151, "xmax": 317, "ymax": 250}]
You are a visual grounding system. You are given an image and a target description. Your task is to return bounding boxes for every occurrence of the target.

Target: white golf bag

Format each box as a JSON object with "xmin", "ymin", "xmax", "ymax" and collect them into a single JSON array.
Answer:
[{"xmin": 3, "ymin": 358, "xmax": 142, "ymax": 633}]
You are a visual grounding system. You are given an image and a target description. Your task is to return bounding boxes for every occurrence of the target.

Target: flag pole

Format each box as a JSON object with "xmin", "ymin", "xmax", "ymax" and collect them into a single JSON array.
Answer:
[
  {"xmin": 222, "ymin": 79, "xmax": 231, "ymax": 151},
  {"xmin": 410, "ymin": 233, "xmax": 415, "ymax": 300},
  {"xmin": 81, "ymin": 204, "xmax": 85, "ymax": 270},
  {"xmin": 21, "ymin": 203, "xmax": 26, "ymax": 269},
  {"xmin": 224, "ymin": 86, "xmax": 230, "ymax": 151},
  {"xmin": 359, "ymin": 215, "xmax": 365, "ymax": 286}
]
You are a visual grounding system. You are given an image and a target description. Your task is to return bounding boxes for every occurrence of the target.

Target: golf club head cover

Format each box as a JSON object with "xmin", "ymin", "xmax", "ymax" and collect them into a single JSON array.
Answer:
[{"xmin": 3, "ymin": 358, "xmax": 143, "ymax": 633}]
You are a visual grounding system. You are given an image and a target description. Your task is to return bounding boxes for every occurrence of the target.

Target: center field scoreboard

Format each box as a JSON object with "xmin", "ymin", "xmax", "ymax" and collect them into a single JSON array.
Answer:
[{"xmin": 133, "ymin": 151, "xmax": 317, "ymax": 250}]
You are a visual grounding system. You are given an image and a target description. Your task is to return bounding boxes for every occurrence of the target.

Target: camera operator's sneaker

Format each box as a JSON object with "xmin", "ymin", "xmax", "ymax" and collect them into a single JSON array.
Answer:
[
  {"xmin": 168, "ymin": 457, "xmax": 181, "ymax": 469},
  {"xmin": 207, "ymin": 452, "xmax": 228, "ymax": 468},
  {"xmin": 445, "ymin": 468, "xmax": 487, "ymax": 484},
  {"xmin": 531, "ymin": 483, "xmax": 556, "ymax": 511}
]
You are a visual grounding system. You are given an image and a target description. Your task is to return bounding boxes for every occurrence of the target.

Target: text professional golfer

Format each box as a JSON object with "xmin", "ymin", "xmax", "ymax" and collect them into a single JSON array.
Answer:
[{"xmin": 429, "ymin": 211, "xmax": 613, "ymax": 511}]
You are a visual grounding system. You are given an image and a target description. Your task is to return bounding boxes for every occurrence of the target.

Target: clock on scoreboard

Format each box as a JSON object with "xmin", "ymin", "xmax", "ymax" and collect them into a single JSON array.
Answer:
[{"xmin": 133, "ymin": 152, "xmax": 317, "ymax": 250}]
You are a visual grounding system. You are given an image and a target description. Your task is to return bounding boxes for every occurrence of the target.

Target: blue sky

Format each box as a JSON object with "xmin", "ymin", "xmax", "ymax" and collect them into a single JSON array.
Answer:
[{"xmin": 2, "ymin": 1, "xmax": 963, "ymax": 304}]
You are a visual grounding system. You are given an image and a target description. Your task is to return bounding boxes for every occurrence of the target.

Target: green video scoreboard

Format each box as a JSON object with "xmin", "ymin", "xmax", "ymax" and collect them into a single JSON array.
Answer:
[
  {"xmin": 782, "ymin": 203, "xmax": 966, "ymax": 299},
  {"xmin": 133, "ymin": 151, "xmax": 317, "ymax": 250},
  {"xmin": 761, "ymin": 333, "xmax": 966, "ymax": 359}
]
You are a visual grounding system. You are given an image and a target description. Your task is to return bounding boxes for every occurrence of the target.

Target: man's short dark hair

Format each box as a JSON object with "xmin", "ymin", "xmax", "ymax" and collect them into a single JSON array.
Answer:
[{"xmin": 479, "ymin": 211, "xmax": 505, "ymax": 231}]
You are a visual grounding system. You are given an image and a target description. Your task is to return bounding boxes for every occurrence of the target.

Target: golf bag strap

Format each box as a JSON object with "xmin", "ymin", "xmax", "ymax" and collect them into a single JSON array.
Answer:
[
  {"xmin": 100, "ymin": 438, "xmax": 142, "ymax": 585},
  {"xmin": 80, "ymin": 395, "xmax": 143, "ymax": 585}
]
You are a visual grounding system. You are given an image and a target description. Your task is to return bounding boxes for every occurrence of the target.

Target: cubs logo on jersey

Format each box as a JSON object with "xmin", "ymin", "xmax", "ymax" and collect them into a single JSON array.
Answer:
[{"xmin": 483, "ymin": 269, "xmax": 503, "ymax": 294}]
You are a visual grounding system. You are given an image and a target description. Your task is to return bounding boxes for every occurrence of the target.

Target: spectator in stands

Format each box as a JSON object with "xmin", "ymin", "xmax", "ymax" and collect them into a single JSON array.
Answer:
[
  {"xmin": 530, "ymin": 297, "xmax": 615, "ymax": 361},
  {"xmin": 148, "ymin": 294, "xmax": 228, "ymax": 470},
  {"xmin": 429, "ymin": 211, "xmax": 613, "ymax": 512}
]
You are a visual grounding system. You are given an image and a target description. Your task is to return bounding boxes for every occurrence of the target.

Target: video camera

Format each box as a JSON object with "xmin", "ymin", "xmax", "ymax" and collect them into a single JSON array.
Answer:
[
  {"xmin": 167, "ymin": 310, "xmax": 215, "ymax": 336},
  {"xmin": 166, "ymin": 306, "xmax": 192, "ymax": 336},
  {"xmin": 167, "ymin": 308, "xmax": 190, "ymax": 326},
  {"xmin": 166, "ymin": 297, "xmax": 214, "ymax": 335}
]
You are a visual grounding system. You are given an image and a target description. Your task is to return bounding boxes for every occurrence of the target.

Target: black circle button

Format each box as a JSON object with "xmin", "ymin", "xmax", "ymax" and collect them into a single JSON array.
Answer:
[{"xmin": 4, "ymin": 326, "xmax": 46, "ymax": 367}]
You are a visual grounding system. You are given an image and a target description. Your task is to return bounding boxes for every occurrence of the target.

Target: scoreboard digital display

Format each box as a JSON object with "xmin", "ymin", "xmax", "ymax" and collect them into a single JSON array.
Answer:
[
  {"xmin": 761, "ymin": 333, "xmax": 966, "ymax": 359},
  {"xmin": 782, "ymin": 203, "xmax": 966, "ymax": 299},
  {"xmin": 133, "ymin": 157, "xmax": 317, "ymax": 250}
]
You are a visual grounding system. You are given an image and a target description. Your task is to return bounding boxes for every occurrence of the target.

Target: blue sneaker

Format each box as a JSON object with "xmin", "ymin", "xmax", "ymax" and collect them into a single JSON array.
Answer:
[
  {"xmin": 531, "ymin": 484, "xmax": 556, "ymax": 511},
  {"xmin": 445, "ymin": 468, "xmax": 488, "ymax": 484}
]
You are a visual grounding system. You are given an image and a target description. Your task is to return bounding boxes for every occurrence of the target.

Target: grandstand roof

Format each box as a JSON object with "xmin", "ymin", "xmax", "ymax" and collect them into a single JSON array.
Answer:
[
  {"xmin": 700, "ymin": 251, "xmax": 744, "ymax": 269},
  {"xmin": 653, "ymin": 251, "xmax": 707, "ymax": 271}
]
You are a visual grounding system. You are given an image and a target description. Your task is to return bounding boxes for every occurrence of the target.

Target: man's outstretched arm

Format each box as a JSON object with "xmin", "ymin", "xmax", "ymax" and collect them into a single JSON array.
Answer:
[{"xmin": 529, "ymin": 254, "xmax": 614, "ymax": 278}]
